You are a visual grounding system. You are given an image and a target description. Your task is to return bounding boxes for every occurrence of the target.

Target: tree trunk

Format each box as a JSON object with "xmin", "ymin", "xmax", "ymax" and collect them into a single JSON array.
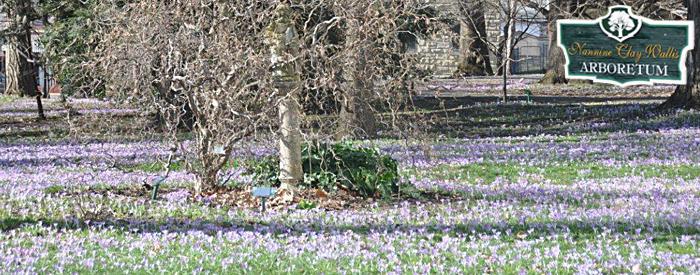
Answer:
[
  {"xmin": 660, "ymin": 0, "xmax": 700, "ymax": 109},
  {"xmin": 540, "ymin": 0, "xmax": 568, "ymax": 84},
  {"xmin": 501, "ymin": 0, "xmax": 516, "ymax": 103},
  {"xmin": 338, "ymin": 67, "xmax": 378, "ymax": 139},
  {"xmin": 337, "ymin": 17, "xmax": 378, "ymax": 140},
  {"xmin": 5, "ymin": 0, "xmax": 37, "ymax": 97},
  {"xmin": 279, "ymin": 88, "xmax": 303, "ymax": 188},
  {"xmin": 267, "ymin": 3, "xmax": 303, "ymax": 190},
  {"xmin": 495, "ymin": 7, "xmax": 514, "ymax": 77},
  {"xmin": 457, "ymin": 2, "xmax": 492, "ymax": 76},
  {"xmin": 26, "ymin": 27, "xmax": 44, "ymax": 120},
  {"xmin": 4, "ymin": 0, "xmax": 44, "ymax": 119},
  {"xmin": 5, "ymin": 43, "xmax": 23, "ymax": 97},
  {"xmin": 194, "ymin": 169, "xmax": 217, "ymax": 196},
  {"xmin": 152, "ymin": 79, "xmax": 195, "ymax": 130},
  {"xmin": 338, "ymin": 90, "xmax": 378, "ymax": 139}
]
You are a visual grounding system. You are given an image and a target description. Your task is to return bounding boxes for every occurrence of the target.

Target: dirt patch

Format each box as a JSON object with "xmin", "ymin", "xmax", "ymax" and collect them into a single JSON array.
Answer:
[
  {"xmin": 59, "ymin": 183, "xmax": 460, "ymax": 211},
  {"xmin": 199, "ymin": 186, "xmax": 370, "ymax": 210}
]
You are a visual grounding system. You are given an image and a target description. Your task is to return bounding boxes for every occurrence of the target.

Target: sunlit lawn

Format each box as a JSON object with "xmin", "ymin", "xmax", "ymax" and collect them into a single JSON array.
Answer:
[{"xmin": 1, "ymin": 93, "xmax": 700, "ymax": 273}]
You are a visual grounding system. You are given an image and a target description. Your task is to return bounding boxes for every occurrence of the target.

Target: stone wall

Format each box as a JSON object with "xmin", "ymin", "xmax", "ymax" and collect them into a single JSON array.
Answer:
[
  {"xmin": 413, "ymin": 0, "xmax": 461, "ymax": 78},
  {"xmin": 415, "ymin": 0, "xmax": 503, "ymax": 78},
  {"xmin": 415, "ymin": 0, "xmax": 546, "ymax": 78},
  {"xmin": 483, "ymin": 3, "xmax": 503, "ymax": 70},
  {"xmin": 415, "ymin": 28, "xmax": 461, "ymax": 78}
]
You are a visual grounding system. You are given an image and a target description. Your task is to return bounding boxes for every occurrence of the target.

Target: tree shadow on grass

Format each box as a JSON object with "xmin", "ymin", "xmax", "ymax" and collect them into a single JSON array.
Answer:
[
  {"xmin": 0, "ymin": 155, "xmax": 161, "ymax": 169},
  {"xmin": 3, "ymin": 177, "xmax": 699, "ymax": 237},
  {"xmin": 414, "ymin": 95, "xmax": 669, "ymax": 109},
  {"xmin": 2, "ymin": 215, "xmax": 698, "ymax": 242},
  {"xmin": 409, "ymin": 100, "xmax": 700, "ymax": 138}
]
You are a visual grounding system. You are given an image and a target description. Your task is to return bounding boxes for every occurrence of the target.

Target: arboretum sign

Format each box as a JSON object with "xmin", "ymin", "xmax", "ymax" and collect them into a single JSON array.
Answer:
[{"xmin": 558, "ymin": 5, "xmax": 695, "ymax": 87}]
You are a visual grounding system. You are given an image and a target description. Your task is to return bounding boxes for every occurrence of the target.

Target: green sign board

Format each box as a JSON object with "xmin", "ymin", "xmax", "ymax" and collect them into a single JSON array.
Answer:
[{"xmin": 558, "ymin": 6, "xmax": 695, "ymax": 87}]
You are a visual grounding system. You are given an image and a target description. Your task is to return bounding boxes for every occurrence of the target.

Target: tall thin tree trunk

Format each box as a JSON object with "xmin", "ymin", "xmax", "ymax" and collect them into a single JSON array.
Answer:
[
  {"xmin": 35, "ymin": 91, "xmax": 45, "ymax": 119},
  {"xmin": 660, "ymin": 0, "xmax": 700, "ymax": 109},
  {"xmin": 502, "ymin": 0, "xmax": 516, "ymax": 103},
  {"xmin": 279, "ymin": 86, "xmax": 303, "ymax": 188},
  {"xmin": 338, "ymin": 63, "xmax": 378, "ymax": 139},
  {"xmin": 267, "ymin": 3, "xmax": 303, "ymax": 191},
  {"xmin": 23, "ymin": 28, "xmax": 44, "ymax": 120}
]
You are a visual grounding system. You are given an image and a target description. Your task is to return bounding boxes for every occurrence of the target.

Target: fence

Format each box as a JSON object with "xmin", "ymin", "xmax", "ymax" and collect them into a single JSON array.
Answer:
[
  {"xmin": 511, "ymin": 45, "xmax": 548, "ymax": 74},
  {"xmin": 38, "ymin": 66, "xmax": 55, "ymax": 97}
]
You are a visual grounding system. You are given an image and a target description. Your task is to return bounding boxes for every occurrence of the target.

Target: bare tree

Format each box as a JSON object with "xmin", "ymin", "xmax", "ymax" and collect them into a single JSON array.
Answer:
[
  {"xmin": 87, "ymin": 0, "xmax": 426, "ymax": 195},
  {"xmin": 459, "ymin": 0, "xmax": 544, "ymax": 101},
  {"xmin": 1, "ymin": 0, "xmax": 45, "ymax": 119},
  {"xmin": 92, "ymin": 1, "xmax": 280, "ymax": 194},
  {"xmin": 335, "ymin": 2, "xmax": 379, "ymax": 139}
]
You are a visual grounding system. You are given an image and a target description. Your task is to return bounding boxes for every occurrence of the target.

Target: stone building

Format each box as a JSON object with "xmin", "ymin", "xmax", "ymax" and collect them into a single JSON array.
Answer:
[{"xmin": 410, "ymin": 0, "xmax": 548, "ymax": 78}]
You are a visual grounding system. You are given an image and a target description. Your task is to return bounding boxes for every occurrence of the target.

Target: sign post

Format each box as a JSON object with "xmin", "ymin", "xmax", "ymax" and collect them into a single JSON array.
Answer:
[
  {"xmin": 252, "ymin": 187, "xmax": 277, "ymax": 212},
  {"xmin": 558, "ymin": 6, "xmax": 694, "ymax": 87}
]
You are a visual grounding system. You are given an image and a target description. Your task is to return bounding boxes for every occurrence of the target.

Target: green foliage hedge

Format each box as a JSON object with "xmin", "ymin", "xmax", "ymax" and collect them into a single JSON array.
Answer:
[
  {"xmin": 247, "ymin": 142, "xmax": 400, "ymax": 199},
  {"xmin": 41, "ymin": 0, "xmax": 106, "ymax": 97}
]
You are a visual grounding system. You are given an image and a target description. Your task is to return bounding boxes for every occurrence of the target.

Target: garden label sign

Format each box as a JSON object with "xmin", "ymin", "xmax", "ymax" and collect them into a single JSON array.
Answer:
[{"xmin": 558, "ymin": 5, "xmax": 695, "ymax": 87}]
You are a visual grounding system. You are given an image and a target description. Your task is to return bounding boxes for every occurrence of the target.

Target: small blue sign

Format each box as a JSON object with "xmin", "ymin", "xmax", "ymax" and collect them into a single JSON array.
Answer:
[
  {"xmin": 252, "ymin": 187, "xmax": 277, "ymax": 198},
  {"xmin": 213, "ymin": 145, "xmax": 226, "ymax": 155},
  {"xmin": 252, "ymin": 187, "xmax": 277, "ymax": 212}
]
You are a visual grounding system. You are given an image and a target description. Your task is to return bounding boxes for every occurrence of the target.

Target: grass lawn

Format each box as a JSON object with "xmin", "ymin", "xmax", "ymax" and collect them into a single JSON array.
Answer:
[{"xmin": 1, "ymin": 91, "xmax": 700, "ymax": 273}]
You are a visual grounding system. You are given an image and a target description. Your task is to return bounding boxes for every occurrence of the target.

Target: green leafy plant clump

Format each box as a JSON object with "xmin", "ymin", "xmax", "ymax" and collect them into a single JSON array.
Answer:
[{"xmin": 247, "ymin": 142, "xmax": 401, "ymax": 199}]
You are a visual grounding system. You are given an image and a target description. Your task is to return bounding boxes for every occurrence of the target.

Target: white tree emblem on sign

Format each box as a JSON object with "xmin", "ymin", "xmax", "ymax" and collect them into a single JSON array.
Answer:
[
  {"xmin": 599, "ymin": 6, "xmax": 643, "ymax": 42},
  {"xmin": 609, "ymin": 11, "xmax": 635, "ymax": 38}
]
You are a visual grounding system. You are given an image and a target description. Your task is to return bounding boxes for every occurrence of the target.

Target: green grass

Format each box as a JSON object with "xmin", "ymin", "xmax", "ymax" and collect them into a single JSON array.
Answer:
[
  {"xmin": 43, "ymin": 185, "xmax": 65, "ymax": 195},
  {"xmin": 2, "ymin": 93, "xmax": 699, "ymax": 273},
  {"xmin": 123, "ymin": 161, "xmax": 186, "ymax": 173},
  {"xmin": 410, "ymin": 162, "xmax": 700, "ymax": 184},
  {"xmin": 655, "ymin": 241, "xmax": 698, "ymax": 255},
  {"xmin": 0, "ymin": 95, "xmax": 20, "ymax": 106},
  {"xmin": 9, "ymin": 225, "xmax": 696, "ymax": 274},
  {"xmin": 0, "ymin": 217, "xmax": 40, "ymax": 231}
]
